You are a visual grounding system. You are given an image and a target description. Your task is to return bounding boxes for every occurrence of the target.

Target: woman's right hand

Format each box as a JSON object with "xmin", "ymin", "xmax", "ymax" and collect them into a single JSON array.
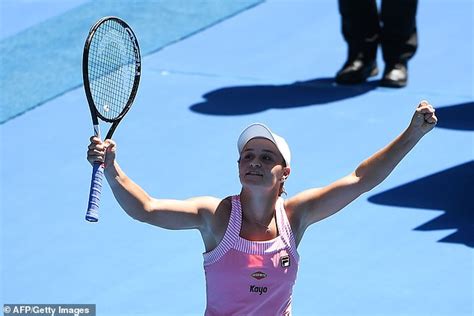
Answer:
[{"xmin": 87, "ymin": 136, "xmax": 116, "ymax": 168}]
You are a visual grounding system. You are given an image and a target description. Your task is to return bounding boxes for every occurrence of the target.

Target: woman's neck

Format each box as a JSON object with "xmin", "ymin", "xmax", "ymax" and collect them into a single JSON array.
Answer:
[{"xmin": 240, "ymin": 188, "xmax": 279, "ymax": 223}]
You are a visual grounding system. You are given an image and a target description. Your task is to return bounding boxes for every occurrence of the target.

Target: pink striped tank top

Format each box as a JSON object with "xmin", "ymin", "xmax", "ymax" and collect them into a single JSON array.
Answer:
[{"xmin": 203, "ymin": 195, "xmax": 299, "ymax": 315}]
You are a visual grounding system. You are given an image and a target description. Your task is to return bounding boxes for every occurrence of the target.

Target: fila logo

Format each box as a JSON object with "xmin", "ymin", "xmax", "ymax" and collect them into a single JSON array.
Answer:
[
  {"xmin": 281, "ymin": 255, "xmax": 290, "ymax": 268},
  {"xmin": 251, "ymin": 271, "xmax": 267, "ymax": 280}
]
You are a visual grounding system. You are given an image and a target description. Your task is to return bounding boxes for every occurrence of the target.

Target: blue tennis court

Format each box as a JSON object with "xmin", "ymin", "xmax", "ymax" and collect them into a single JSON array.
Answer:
[{"xmin": 1, "ymin": 0, "xmax": 472, "ymax": 315}]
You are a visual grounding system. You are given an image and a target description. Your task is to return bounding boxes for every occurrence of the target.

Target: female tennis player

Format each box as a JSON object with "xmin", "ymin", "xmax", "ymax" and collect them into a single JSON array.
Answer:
[{"xmin": 87, "ymin": 100, "xmax": 437, "ymax": 315}]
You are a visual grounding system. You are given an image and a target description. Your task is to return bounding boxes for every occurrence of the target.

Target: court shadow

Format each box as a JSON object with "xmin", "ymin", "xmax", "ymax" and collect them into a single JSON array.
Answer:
[
  {"xmin": 368, "ymin": 161, "xmax": 474, "ymax": 248},
  {"xmin": 190, "ymin": 77, "xmax": 378, "ymax": 115},
  {"xmin": 435, "ymin": 101, "xmax": 474, "ymax": 131}
]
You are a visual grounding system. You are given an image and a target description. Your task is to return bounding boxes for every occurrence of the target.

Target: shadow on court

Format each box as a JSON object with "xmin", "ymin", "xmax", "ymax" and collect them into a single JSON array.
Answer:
[
  {"xmin": 369, "ymin": 161, "xmax": 474, "ymax": 248},
  {"xmin": 434, "ymin": 101, "xmax": 474, "ymax": 131},
  {"xmin": 190, "ymin": 77, "xmax": 378, "ymax": 115}
]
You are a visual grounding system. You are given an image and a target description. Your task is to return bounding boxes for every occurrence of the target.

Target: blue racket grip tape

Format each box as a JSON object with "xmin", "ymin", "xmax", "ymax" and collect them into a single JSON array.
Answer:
[{"xmin": 85, "ymin": 162, "xmax": 105, "ymax": 222}]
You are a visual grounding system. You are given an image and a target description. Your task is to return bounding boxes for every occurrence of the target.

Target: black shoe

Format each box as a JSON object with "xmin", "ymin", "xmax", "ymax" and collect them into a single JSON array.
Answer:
[
  {"xmin": 380, "ymin": 63, "xmax": 408, "ymax": 88},
  {"xmin": 335, "ymin": 59, "xmax": 378, "ymax": 84}
]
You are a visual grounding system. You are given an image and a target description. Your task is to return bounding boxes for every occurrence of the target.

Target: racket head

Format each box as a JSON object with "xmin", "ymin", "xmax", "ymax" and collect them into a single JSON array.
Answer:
[{"xmin": 83, "ymin": 16, "xmax": 141, "ymax": 124}]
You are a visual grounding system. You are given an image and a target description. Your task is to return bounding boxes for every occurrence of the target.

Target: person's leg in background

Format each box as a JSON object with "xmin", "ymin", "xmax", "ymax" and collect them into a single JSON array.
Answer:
[
  {"xmin": 380, "ymin": 0, "xmax": 418, "ymax": 88},
  {"xmin": 335, "ymin": 0, "xmax": 380, "ymax": 84}
]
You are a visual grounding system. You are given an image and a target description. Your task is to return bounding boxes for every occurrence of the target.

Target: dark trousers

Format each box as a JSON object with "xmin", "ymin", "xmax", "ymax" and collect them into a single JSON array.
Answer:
[{"xmin": 338, "ymin": 0, "xmax": 418, "ymax": 65}]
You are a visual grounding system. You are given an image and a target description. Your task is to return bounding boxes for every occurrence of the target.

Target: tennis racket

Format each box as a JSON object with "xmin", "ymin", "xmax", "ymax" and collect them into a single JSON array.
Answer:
[{"xmin": 83, "ymin": 16, "xmax": 141, "ymax": 222}]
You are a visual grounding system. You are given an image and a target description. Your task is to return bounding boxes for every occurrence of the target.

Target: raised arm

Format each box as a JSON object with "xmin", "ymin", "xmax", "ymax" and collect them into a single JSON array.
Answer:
[
  {"xmin": 287, "ymin": 100, "xmax": 437, "ymax": 234},
  {"xmin": 86, "ymin": 137, "xmax": 220, "ymax": 231}
]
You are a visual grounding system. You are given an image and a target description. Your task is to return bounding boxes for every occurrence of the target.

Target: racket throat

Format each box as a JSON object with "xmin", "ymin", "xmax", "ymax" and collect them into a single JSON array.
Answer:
[{"xmin": 93, "ymin": 124, "xmax": 101, "ymax": 138}]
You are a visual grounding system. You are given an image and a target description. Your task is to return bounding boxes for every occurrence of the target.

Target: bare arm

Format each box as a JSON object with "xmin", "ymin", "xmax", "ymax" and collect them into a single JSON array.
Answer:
[
  {"xmin": 288, "ymin": 100, "xmax": 438, "ymax": 232},
  {"xmin": 87, "ymin": 137, "xmax": 219, "ymax": 231}
]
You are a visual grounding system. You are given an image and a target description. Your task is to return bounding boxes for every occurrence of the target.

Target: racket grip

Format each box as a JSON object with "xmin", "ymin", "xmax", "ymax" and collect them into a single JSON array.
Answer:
[{"xmin": 85, "ymin": 162, "xmax": 105, "ymax": 222}]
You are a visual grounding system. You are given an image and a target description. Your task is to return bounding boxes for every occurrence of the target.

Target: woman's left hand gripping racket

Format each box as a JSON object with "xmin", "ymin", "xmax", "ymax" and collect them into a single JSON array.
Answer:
[{"xmin": 83, "ymin": 16, "xmax": 141, "ymax": 222}]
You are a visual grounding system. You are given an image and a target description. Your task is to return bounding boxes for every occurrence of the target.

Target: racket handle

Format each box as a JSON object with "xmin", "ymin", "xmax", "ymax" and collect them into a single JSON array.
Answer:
[{"xmin": 85, "ymin": 162, "xmax": 105, "ymax": 222}]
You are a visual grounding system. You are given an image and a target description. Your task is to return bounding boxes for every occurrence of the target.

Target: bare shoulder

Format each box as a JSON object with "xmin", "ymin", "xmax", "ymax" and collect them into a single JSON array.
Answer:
[
  {"xmin": 200, "ymin": 196, "xmax": 233, "ymax": 252},
  {"xmin": 208, "ymin": 196, "xmax": 232, "ymax": 224},
  {"xmin": 285, "ymin": 188, "xmax": 324, "ymax": 211},
  {"xmin": 283, "ymin": 197, "xmax": 301, "ymax": 237},
  {"xmin": 284, "ymin": 189, "xmax": 323, "ymax": 220},
  {"xmin": 185, "ymin": 195, "xmax": 223, "ymax": 212},
  {"xmin": 283, "ymin": 190, "xmax": 324, "ymax": 245}
]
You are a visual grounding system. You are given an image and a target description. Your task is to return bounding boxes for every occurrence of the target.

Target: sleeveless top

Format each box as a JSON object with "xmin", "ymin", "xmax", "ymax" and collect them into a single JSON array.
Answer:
[{"xmin": 203, "ymin": 195, "xmax": 299, "ymax": 315}]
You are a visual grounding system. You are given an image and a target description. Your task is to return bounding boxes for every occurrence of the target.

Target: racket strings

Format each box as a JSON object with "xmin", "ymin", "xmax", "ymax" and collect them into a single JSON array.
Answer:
[{"xmin": 88, "ymin": 20, "xmax": 137, "ymax": 120}]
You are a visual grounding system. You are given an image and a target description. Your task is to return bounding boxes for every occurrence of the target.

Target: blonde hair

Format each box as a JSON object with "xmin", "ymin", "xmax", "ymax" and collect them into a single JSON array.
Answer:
[
  {"xmin": 279, "ymin": 161, "xmax": 288, "ymax": 196},
  {"xmin": 279, "ymin": 183, "xmax": 287, "ymax": 196}
]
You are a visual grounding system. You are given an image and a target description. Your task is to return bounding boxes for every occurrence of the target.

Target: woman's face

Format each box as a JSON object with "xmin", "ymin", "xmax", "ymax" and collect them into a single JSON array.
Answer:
[{"xmin": 238, "ymin": 138, "xmax": 289, "ymax": 192}]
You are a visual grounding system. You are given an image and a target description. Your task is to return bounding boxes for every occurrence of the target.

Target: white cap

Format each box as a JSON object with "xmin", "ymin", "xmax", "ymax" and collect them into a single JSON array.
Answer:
[{"xmin": 237, "ymin": 123, "xmax": 291, "ymax": 167}]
